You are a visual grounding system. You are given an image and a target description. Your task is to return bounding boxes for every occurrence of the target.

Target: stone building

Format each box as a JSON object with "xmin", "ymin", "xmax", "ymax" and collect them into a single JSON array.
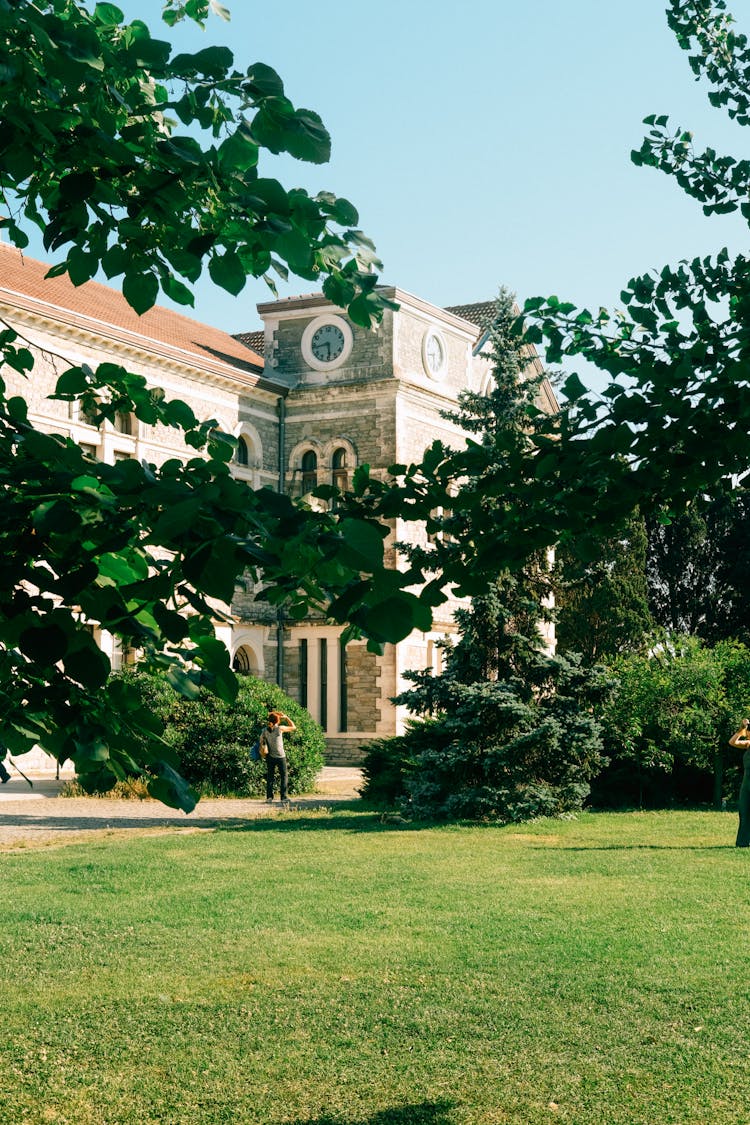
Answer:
[{"xmin": 0, "ymin": 243, "xmax": 557, "ymax": 766}]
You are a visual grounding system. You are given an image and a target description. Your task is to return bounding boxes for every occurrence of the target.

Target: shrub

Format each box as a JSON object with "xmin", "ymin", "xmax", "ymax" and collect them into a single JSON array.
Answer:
[
  {"xmin": 361, "ymin": 656, "xmax": 614, "ymax": 823},
  {"xmin": 60, "ymin": 777, "xmax": 151, "ymax": 800},
  {"xmin": 109, "ymin": 670, "xmax": 325, "ymax": 797},
  {"xmin": 360, "ymin": 732, "xmax": 415, "ymax": 807},
  {"xmin": 597, "ymin": 636, "xmax": 750, "ymax": 808}
]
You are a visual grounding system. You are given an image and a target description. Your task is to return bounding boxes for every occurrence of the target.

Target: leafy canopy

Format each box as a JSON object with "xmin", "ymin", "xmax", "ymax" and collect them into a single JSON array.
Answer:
[
  {"xmin": 0, "ymin": 0, "xmax": 413, "ymax": 809},
  {"xmin": 4, "ymin": 1, "xmax": 750, "ymax": 808},
  {"xmin": 0, "ymin": 0, "xmax": 392, "ymax": 324}
]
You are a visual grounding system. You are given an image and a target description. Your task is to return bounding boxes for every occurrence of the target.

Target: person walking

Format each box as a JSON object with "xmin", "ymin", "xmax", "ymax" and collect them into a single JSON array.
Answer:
[
  {"xmin": 0, "ymin": 755, "xmax": 10, "ymax": 784},
  {"xmin": 260, "ymin": 710, "xmax": 296, "ymax": 804},
  {"xmin": 729, "ymin": 719, "xmax": 750, "ymax": 847}
]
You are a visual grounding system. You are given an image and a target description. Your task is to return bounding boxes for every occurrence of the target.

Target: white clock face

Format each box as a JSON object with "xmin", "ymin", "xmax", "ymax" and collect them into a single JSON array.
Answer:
[
  {"xmin": 310, "ymin": 323, "xmax": 346, "ymax": 363},
  {"xmin": 301, "ymin": 314, "xmax": 353, "ymax": 372},
  {"xmin": 422, "ymin": 329, "xmax": 447, "ymax": 378},
  {"xmin": 425, "ymin": 333, "xmax": 444, "ymax": 373}
]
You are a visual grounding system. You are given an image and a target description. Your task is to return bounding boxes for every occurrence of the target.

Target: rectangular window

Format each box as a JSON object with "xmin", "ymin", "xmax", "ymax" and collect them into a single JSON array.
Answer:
[
  {"xmin": 299, "ymin": 639, "xmax": 308, "ymax": 708},
  {"xmin": 319, "ymin": 638, "xmax": 328, "ymax": 730},
  {"xmin": 339, "ymin": 638, "xmax": 348, "ymax": 733}
]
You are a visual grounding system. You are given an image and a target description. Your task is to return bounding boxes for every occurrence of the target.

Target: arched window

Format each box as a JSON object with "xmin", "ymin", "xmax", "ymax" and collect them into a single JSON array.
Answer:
[
  {"xmin": 301, "ymin": 450, "xmax": 318, "ymax": 493},
  {"xmin": 232, "ymin": 645, "xmax": 255, "ymax": 675},
  {"xmin": 114, "ymin": 411, "xmax": 134, "ymax": 435},
  {"xmin": 235, "ymin": 435, "xmax": 250, "ymax": 466},
  {"xmin": 332, "ymin": 447, "xmax": 349, "ymax": 492}
]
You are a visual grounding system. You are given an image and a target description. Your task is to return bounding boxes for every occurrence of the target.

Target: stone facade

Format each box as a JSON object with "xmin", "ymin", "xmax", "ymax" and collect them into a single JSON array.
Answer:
[
  {"xmin": 246, "ymin": 287, "xmax": 555, "ymax": 762},
  {"xmin": 1, "ymin": 246, "xmax": 557, "ymax": 768}
]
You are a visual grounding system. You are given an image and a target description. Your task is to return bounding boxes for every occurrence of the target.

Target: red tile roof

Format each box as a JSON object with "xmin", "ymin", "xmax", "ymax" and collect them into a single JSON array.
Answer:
[{"xmin": 0, "ymin": 243, "xmax": 267, "ymax": 387}]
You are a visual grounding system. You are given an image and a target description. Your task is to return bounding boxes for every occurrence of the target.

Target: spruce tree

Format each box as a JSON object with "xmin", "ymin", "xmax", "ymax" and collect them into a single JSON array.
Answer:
[{"xmin": 363, "ymin": 291, "xmax": 613, "ymax": 821}]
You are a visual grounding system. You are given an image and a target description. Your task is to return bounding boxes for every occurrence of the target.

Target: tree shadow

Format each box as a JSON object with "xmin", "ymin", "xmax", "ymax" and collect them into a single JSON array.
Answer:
[
  {"xmin": 539, "ymin": 843, "xmax": 735, "ymax": 851},
  {"xmin": 217, "ymin": 810, "xmax": 429, "ymax": 836},
  {"xmin": 288, "ymin": 1101, "xmax": 456, "ymax": 1125}
]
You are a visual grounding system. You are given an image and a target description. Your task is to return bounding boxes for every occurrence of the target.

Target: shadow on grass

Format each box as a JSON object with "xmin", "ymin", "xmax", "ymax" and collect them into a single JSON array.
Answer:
[
  {"xmin": 217, "ymin": 809, "xmax": 429, "ymax": 835},
  {"xmin": 0, "ymin": 805, "xmax": 429, "ymax": 838},
  {"xmin": 221, "ymin": 817, "xmax": 738, "ymax": 847},
  {"xmin": 546, "ymin": 843, "xmax": 736, "ymax": 851},
  {"xmin": 289, "ymin": 1102, "xmax": 456, "ymax": 1125}
]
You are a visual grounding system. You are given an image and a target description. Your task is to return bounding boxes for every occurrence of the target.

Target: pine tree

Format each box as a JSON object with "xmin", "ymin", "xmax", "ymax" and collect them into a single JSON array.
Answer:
[{"xmin": 362, "ymin": 291, "xmax": 613, "ymax": 821}]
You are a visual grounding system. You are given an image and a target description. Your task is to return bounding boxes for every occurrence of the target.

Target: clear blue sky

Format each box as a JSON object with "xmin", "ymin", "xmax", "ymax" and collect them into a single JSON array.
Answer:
[{"xmin": 104, "ymin": 4, "xmax": 750, "ymax": 338}]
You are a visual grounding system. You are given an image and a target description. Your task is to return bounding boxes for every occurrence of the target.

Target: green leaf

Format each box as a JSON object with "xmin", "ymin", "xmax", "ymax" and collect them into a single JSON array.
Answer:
[
  {"xmin": 208, "ymin": 250, "xmax": 246, "ymax": 295},
  {"xmin": 55, "ymin": 367, "xmax": 89, "ymax": 396},
  {"xmin": 171, "ymin": 46, "xmax": 234, "ymax": 78},
  {"xmin": 244, "ymin": 62, "xmax": 285, "ymax": 99},
  {"xmin": 59, "ymin": 171, "xmax": 97, "ymax": 203},
  {"xmin": 331, "ymin": 197, "xmax": 359, "ymax": 226},
  {"xmin": 275, "ymin": 229, "xmax": 314, "ymax": 272},
  {"xmin": 101, "ymin": 245, "xmax": 128, "ymax": 279},
  {"xmin": 153, "ymin": 603, "xmax": 190, "ymax": 642},
  {"xmin": 7, "ymin": 396, "xmax": 28, "ymax": 422},
  {"xmin": 336, "ymin": 519, "xmax": 386, "ymax": 570},
  {"xmin": 148, "ymin": 762, "xmax": 198, "ymax": 813},
  {"xmin": 363, "ymin": 594, "xmax": 432, "ymax": 644},
  {"xmin": 98, "ymin": 552, "xmax": 149, "ymax": 585},
  {"xmin": 561, "ymin": 373, "xmax": 588, "ymax": 401},
  {"xmin": 123, "ymin": 271, "xmax": 159, "ymax": 315},
  {"xmin": 20, "ymin": 625, "xmax": 69, "ymax": 664},
  {"xmin": 161, "ymin": 274, "xmax": 195, "ymax": 307},
  {"xmin": 93, "ymin": 3, "xmax": 124, "ymax": 26},
  {"xmin": 218, "ymin": 118, "xmax": 259, "ymax": 172},
  {"xmin": 164, "ymin": 398, "xmax": 198, "ymax": 429},
  {"xmin": 183, "ymin": 541, "xmax": 240, "ymax": 601},
  {"xmin": 195, "ymin": 636, "xmax": 238, "ymax": 702},
  {"xmin": 63, "ymin": 644, "xmax": 111, "ymax": 689},
  {"xmin": 149, "ymin": 498, "xmax": 204, "ymax": 543},
  {"xmin": 166, "ymin": 665, "xmax": 201, "ymax": 700}
]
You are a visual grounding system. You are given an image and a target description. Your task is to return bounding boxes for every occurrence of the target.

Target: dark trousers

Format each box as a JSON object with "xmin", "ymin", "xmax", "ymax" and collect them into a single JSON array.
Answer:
[
  {"xmin": 0, "ymin": 759, "xmax": 10, "ymax": 783},
  {"xmin": 737, "ymin": 778, "xmax": 750, "ymax": 847},
  {"xmin": 266, "ymin": 755, "xmax": 288, "ymax": 800}
]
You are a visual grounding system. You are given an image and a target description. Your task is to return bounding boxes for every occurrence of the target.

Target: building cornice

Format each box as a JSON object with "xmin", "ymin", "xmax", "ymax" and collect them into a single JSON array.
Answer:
[
  {"xmin": 0, "ymin": 302, "xmax": 287, "ymax": 400},
  {"xmin": 256, "ymin": 287, "xmax": 480, "ymax": 340}
]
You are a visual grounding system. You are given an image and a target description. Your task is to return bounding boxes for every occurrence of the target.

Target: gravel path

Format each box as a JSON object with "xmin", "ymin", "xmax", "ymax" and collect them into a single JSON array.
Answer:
[{"xmin": 0, "ymin": 768, "xmax": 364, "ymax": 850}]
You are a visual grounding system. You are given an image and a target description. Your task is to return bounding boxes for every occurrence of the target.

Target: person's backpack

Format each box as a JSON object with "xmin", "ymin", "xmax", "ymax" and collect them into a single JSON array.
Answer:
[{"xmin": 250, "ymin": 732, "xmax": 268, "ymax": 761}]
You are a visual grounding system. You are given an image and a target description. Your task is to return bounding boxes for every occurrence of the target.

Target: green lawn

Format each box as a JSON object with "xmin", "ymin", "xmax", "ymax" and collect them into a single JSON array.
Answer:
[{"xmin": 1, "ymin": 808, "xmax": 749, "ymax": 1125}]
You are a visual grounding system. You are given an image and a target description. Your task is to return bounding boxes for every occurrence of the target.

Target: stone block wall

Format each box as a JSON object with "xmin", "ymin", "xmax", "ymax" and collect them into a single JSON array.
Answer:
[
  {"xmin": 344, "ymin": 645, "xmax": 381, "ymax": 732},
  {"xmin": 269, "ymin": 308, "xmax": 394, "ymax": 387},
  {"xmin": 284, "ymin": 382, "xmax": 398, "ymax": 490}
]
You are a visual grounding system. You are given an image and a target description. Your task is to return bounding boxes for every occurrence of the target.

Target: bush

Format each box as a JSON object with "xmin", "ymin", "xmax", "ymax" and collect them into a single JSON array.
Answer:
[
  {"xmin": 361, "ymin": 656, "xmax": 614, "ymax": 823},
  {"xmin": 360, "ymin": 732, "xmax": 416, "ymax": 807},
  {"xmin": 110, "ymin": 670, "xmax": 325, "ymax": 797},
  {"xmin": 60, "ymin": 777, "xmax": 151, "ymax": 800},
  {"xmin": 598, "ymin": 636, "xmax": 750, "ymax": 808}
]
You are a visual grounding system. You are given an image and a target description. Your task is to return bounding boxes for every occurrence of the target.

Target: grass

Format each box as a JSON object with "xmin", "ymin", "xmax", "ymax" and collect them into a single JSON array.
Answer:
[{"xmin": 1, "ymin": 808, "xmax": 749, "ymax": 1125}]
